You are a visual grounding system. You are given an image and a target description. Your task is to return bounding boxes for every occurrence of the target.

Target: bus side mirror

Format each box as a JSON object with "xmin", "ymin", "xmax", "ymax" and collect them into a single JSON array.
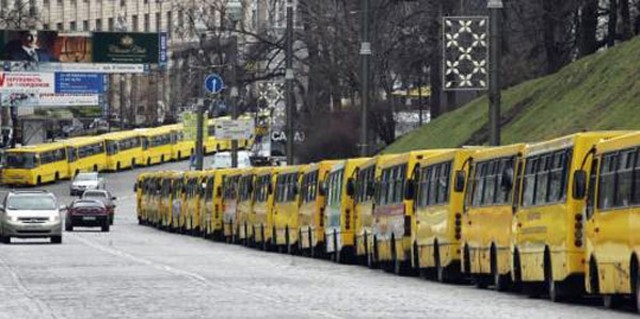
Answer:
[
  {"xmin": 293, "ymin": 184, "xmax": 299, "ymax": 195},
  {"xmin": 404, "ymin": 179, "xmax": 415, "ymax": 200},
  {"xmin": 573, "ymin": 170, "xmax": 587, "ymax": 200},
  {"xmin": 216, "ymin": 186, "xmax": 222, "ymax": 197},
  {"xmin": 500, "ymin": 168, "xmax": 514, "ymax": 191},
  {"xmin": 346, "ymin": 178, "xmax": 355, "ymax": 197},
  {"xmin": 454, "ymin": 170, "xmax": 466, "ymax": 193},
  {"xmin": 248, "ymin": 182, "xmax": 254, "ymax": 194},
  {"xmin": 268, "ymin": 183, "xmax": 273, "ymax": 195}
]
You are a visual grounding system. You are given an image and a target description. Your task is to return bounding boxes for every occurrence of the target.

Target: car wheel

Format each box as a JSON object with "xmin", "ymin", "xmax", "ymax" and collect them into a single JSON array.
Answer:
[
  {"xmin": 102, "ymin": 220, "xmax": 110, "ymax": 232},
  {"xmin": 109, "ymin": 215, "xmax": 114, "ymax": 225},
  {"xmin": 1, "ymin": 235, "xmax": 10, "ymax": 244},
  {"xmin": 51, "ymin": 236, "xmax": 62, "ymax": 244},
  {"xmin": 65, "ymin": 223, "xmax": 73, "ymax": 232}
]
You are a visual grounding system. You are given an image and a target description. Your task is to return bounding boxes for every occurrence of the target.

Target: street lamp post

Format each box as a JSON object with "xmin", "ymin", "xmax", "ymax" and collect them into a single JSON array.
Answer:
[
  {"xmin": 359, "ymin": 0, "xmax": 371, "ymax": 157},
  {"xmin": 285, "ymin": 0, "xmax": 295, "ymax": 165},
  {"xmin": 227, "ymin": 0, "xmax": 243, "ymax": 168},
  {"xmin": 488, "ymin": 0, "xmax": 502, "ymax": 146}
]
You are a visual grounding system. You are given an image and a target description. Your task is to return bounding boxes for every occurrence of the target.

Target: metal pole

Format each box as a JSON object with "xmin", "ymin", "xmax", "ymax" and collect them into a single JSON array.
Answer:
[
  {"xmin": 231, "ymin": 33, "xmax": 239, "ymax": 168},
  {"xmin": 418, "ymin": 75, "xmax": 423, "ymax": 126},
  {"xmin": 10, "ymin": 100, "xmax": 17, "ymax": 148},
  {"xmin": 285, "ymin": 0, "xmax": 295, "ymax": 165},
  {"xmin": 195, "ymin": 99, "xmax": 204, "ymax": 171},
  {"xmin": 488, "ymin": 0, "xmax": 502, "ymax": 146},
  {"xmin": 359, "ymin": 0, "xmax": 371, "ymax": 157},
  {"xmin": 119, "ymin": 74, "xmax": 125, "ymax": 130}
]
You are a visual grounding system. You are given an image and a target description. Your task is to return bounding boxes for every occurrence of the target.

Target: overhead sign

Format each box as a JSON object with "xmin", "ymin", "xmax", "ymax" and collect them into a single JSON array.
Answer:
[
  {"xmin": 204, "ymin": 74, "xmax": 224, "ymax": 94},
  {"xmin": 0, "ymin": 29, "xmax": 165, "ymax": 65},
  {"xmin": 2, "ymin": 61, "xmax": 149, "ymax": 73},
  {"xmin": 54, "ymin": 72, "xmax": 107, "ymax": 94},
  {"xmin": 0, "ymin": 72, "xmax": 55, "ymax": 93},
  {"xmin": 1, "ymin": 93, "xmax": 100, "ymax": 107},
  {"xmin": 215, "ymin": 119, "xmax": 254, "ymax": 140}
]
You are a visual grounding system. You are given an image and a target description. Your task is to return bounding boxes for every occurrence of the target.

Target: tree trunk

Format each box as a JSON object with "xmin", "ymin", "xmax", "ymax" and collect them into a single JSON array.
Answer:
[
  {"xmin": 579, "ymin": 0, "xmax": 599, "ymax": 57},
  {"xmin": 542, "ymin": 0, "xmax": 560, "ymax": 73},
  {"xmin": 608, "ymin": 0, "xmax": 618, "ymax": 47},
  {"xmin": 620, "ymin": 0, "xmax": 632, "ymax": 40}
]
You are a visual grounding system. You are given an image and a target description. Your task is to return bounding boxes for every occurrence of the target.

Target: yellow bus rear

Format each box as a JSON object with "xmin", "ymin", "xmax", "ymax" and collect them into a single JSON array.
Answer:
[
  {"xmin": 570, "ymin": 131, "xmax": 640, "ymax": 308},
  {"xmin": 298, "ymin": 161, "xmax": 338, "ymax": 257},
  {"xmin": 352, "ymin": 155, "xmax": 395, "ymax": 267},
  {"xmin": 205, "ymin": 118, "xmax": 227, "ymax": 154},
  {"xmin": 156, "ymin": 171, "xmax": 174, "ymax": 229},
  {"xmin": 183, "ymin": 171, "xmax": 204, "ymax": 235},
  {"xmin": 413, "ymin": 148, "xmax": 474, "ymax": 282},
  {"xmin": 169, "ymin": 172, "xmax": 185, "ymax": 232},
  {"xmin": 199, "ymin": 170, "xmax": 216, "ymax": 238},
  {"xmin": 461, "ymin": 144, "xmax": 525, "ymax": 290},
  {"xmin": 103, "ymin": 131, "xmax": 143, "ymax": 171},
  {"xmin": 63, "ymin": 136, "xmax": 107, "ymax": 176},
  {"xmin": 325, "ymin": 158, "xmax": 369, "ymax": 263},
  {"xmin": 135, "ymin": 173, "xmax": 149, "ymax": 225},
  {"xmin": 252, "ymin": 166, "xmax": 277, "ymax": 250},
  {"xmin": 272, "ymin": 165, "xmax": 307, "ymax": 253},
  {"xmin": 236, "ymin": 168, "xmax": 255, "ymax": 245},
  {"xmin": 512, "ymin": 131, "xmax": 627, "ymax": 301},
  {"xmin": 372, "ymin": 150, "xmax": 446, "ymax": 275},
  {"xmin": 219, "ymin": 168, "xmax": 240, "ymax": 242},
  {"xmin": 2, "ymin": 143, "xmax": 69, "ymax": 186},
  {"xmin": 137, "ymin": 127, "xmax": 173, "ymax": 165}
]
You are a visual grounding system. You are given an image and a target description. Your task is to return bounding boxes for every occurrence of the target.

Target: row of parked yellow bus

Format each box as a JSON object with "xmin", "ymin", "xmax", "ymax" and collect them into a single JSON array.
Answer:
[
  {"xmin": 136, "ymin": 130, "xmax": 640, "ymax": 311},
  {"xmin": 1, "ymin": 116, "xmax": 253, "ymax": 186}
]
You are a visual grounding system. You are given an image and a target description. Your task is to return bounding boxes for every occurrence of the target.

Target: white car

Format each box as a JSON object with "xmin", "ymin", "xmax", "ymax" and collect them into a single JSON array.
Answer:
[
  {"xmin": 210, "ymin": 151, "xmax": 252, "ymax": 169},
  {"xmin": 70, "ymin": 172, "xmax": 106, "ymax": 196},
  {"xmin": 0, "ymin": 190, "xmax": 64, "ymax": 244}
]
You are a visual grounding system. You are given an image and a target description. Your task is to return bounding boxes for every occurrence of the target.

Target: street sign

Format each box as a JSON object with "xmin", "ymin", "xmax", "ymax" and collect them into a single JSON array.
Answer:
[
  {"xmin": 215, "ymin": 119, "xmax": 254, "ymax": 140},
  {"xmin": 204, "ymin": 73, "xmax": 224, "ymax": 94}
]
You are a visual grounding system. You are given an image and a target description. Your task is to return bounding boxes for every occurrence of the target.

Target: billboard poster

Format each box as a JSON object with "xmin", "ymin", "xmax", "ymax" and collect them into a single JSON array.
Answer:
[
  {"xmin": 54, "ymin": 73, "xmax": 107, "ymax": 94},
  {"xmin": 0, "ymin": 29, "xmax": 163, "ymax": 66},
  {"xmin": 92, "ymin": 32, "xmax": 159, "ymax": 64},
  {"xmin": 0, "ymin": 72, "xmax": 55, "ymax": 93},
  {"xmin": 2, "ymin": 61, "xmax": 149, "ymax": 73},
  {"xmin": 1, "ymin": 93, "xmax": 99, "ymax": 107}
]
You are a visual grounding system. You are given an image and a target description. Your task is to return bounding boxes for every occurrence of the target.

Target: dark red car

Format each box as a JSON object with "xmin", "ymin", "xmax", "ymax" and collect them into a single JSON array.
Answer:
[
  {"xmin": 65, "ymin": 199, "xmax": 110, "ymax": 232},
  {"xmin": 81, "ymin": 190, "xmax": 116, "ymax": 225}
]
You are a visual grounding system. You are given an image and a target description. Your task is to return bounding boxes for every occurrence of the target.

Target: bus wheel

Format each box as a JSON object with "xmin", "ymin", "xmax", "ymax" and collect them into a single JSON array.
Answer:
[
  {"xmin": 147, "ymin": 158, "xmax": 151, "ymax": 166},
  {"xmin": 309, "ymin": 228, "xmax": 315, "ymax": 258},
  {"xmin": 634, "ymin": 257, "xmax": 640, "ymax": 313},
  {"xmin": 36, "ymin": 176, "xmax": 42, "ymax": 185},
  {"xmin": 391, "ymin": 236, "xmax": 403, "ymax": 275},
  {"xmin": 116, "ymin": 162, "xmax": 121, "ymax": 171},
  {"xmin": 160, "ymin": 155, "xmax": 165, "ymax": 163},
  {"xmin": 492, "ymin": 246, "xmax": 510, "ymax": 292},
  {"xmin": 589, "ymin": 258, "xmax": 600, "ymax": 295},
  {"xmin": 93, "ymin": 165, "xmax": 98, "ymax": 172},
  {"xmin": 604, "ymin": 295, "xmax": 624, "ymax": 309},
  {"xmin": 178, "ymin": 151, "xmax": 182, "ymax": 160},
  {"xmin": 545, "ymin": 250, "xmax": 564, "ymax": 302},
  {"xmin": 285, "ymin": 226, "xmax": 292, "ymax": 254},
  {"xmin": 131, "ymin": 159, "xmax": 136, "ymax": 168},
  {"xmin": 54, "ymin": 172, "xmax": 59, "ymax": 182},
  {"xmin": 261, "ymin": 225, "xmax": 267, "ymax": 251}
]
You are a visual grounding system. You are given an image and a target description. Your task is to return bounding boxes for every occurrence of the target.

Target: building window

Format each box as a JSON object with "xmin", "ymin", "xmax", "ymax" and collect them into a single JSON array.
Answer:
[
  {"xmin": 120, "ymin": 0, "xmax": 125, "ymax": 6},
  {"xmin": 108, "ymin": 17, "xmax": 114, "ymax": 31},
  {"xmin": 70, "ymin": 21, "xmax": 76, "ymax": 31},
  {"xmin": 56, "ymin": 22, "xmax": 63, "ymax": 31},
  {"xmin": 132, "ymin": 15, "xmax": 138, "ymax": 31},
  {"xmin": 144, "ymin": 13, "xmax": 149, "ymax": 32},
  {"xmin": 43, "ymin": 0, "xmax": 49, "ymax": 6},
  {"xmin": 43, "ymin": 23, "xmax": 50, "ymax": 30},
  {"xmin": 96, "ymin": 18, "xmax": 102, "ymax": 31},
  {"xmin": 155, "ymin": 12, "xmax": 161, "ymax": 31},
  {"xmin": 83, "ymin": 20, "xmax": 89, "ymax": 31}
]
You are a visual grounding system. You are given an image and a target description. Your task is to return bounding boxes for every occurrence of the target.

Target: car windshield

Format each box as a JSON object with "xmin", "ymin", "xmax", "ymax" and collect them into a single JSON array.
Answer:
[
  {"xmin": 83, "ymin": 191, "xmax": 107, "ymax": 198},
  {"xmin": 73, "ymin": 200, "xmax": 105, "ymax": 208},
  {"xmin": 75, "ymin": 173, "xmax": 98, "ymax": 181},
  {"xmin": 5, "ymin": 152, "xmax": 37, "ymax": 169},
  {"xmin": 7, "ymin": 195, "xmax": 56, "ymax": 210}
]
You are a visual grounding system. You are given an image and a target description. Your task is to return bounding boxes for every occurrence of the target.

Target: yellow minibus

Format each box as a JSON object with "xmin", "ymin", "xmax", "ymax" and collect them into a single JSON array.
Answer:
[
  {"xmin": 64, "ymin": 136, "xmax": 107, "ymax": 176},
  {"xmin": 272, "ymin": 165, "xmax": 307, "ymax": 253},
  {"xmin": 461, "ymin": 144, "xmax": 525, "ymax": 290},
  {"xmin": 512, "ymin": 131, "xmax": 626, "ymax": 301},
  {"xmin": 324, "ymin": 158, "xmax": 369, "ymax": 263},
  {"xmin": 2, "ymin": 143, "xmax": 69, "ymax": 186},
  {"xmin": 252, "ymin": 166, "xmax": 277, "ymax": 250},
  {"xmin": 298, "ymin": 161, "xmax": 337, "ymax": 257},
  {"xmin": 103, "ymin": 131, "xmax": 143, "ymax": 171}
]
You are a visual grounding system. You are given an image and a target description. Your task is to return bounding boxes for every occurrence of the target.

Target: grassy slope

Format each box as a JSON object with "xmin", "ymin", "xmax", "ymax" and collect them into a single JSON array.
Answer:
[{"xmin": 384, "ymin": 36, "xmax": 640, "ymax": 154}]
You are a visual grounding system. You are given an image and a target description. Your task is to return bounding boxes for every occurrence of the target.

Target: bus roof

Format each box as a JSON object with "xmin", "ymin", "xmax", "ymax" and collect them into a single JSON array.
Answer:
[
  {"xmin": 59, "ymin": 135, "xmax": 105, "ymax": 147},
  {"xmin": 525, "ymin": 131, "xmax": 631, "ymax": 157},
  {"xmin": 471, "ymin": 143, "xmax": 526, "ymax": 162},
  {"xmin": 418, "ymin": 148, "xmax": 477, "ymax": 166},
  {"xmin": 380, "ymin": 149, "xmax": 455, "ymax": 169},
  {"xmin": 5, "ymin": 142, "xmax": 67, "ymax": 153},
  {"xmin": 276, "ymin": 164, "xmax": 308, "ymax": 175},
  {"xmin": 594, "ymin": 131, "xmax": 640, "ymax": 154},
  {"xmin": 101, "ymin": 130, "xmax": 140, "ymax": 140}
]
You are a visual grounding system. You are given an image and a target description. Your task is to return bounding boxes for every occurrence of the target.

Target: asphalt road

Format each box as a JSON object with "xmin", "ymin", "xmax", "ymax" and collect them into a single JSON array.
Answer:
[{"xmin": 0, "ymin": 159, "xmax": 637, "ymax": 319}]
